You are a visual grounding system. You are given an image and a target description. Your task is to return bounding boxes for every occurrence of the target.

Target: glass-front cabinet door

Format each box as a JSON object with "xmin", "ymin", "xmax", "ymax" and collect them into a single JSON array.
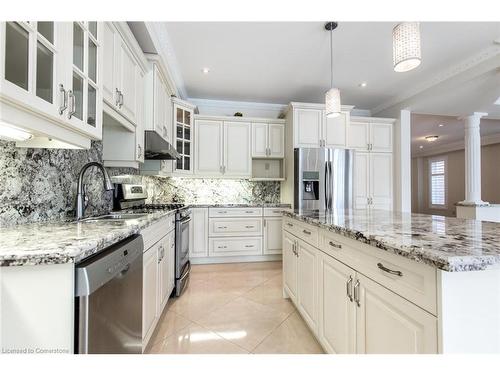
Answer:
[
  {"xmin": 1, "ymin": 21, "xmax": 66, "ymax": 119},
  {"xmin": 173, "ymin": 101, "xmax": 194, "ymax": 174},
  {"xmin": 65, "ymin": 21, "xmax": 102, "ymax": 139}
]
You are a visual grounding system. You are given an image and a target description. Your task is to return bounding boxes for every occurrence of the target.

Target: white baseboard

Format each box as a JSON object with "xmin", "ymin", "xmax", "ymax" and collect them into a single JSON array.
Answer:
[{"xmin": 190, "ymin": 254, "xmax": 282, "ymax": 265}]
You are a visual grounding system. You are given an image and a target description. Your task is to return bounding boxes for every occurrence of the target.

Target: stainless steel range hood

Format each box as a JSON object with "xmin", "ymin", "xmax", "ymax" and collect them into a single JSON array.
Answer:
[{"xmin": 144, "ymin": 130, "xmax": 180, "ymax": 160}]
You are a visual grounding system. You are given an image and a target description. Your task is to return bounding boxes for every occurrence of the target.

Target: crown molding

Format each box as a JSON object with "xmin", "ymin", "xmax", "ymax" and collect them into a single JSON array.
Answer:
[
  {"xmin": 188, "ymin": 98, "xmax": 288, "ymax": 112},
  {"xmin": 373, "ymin": 45, "xmax": 500, "ymax": 115},
  {"xmin": 412, "ymin": 133, "xmax": 500, "ymax": 158}
]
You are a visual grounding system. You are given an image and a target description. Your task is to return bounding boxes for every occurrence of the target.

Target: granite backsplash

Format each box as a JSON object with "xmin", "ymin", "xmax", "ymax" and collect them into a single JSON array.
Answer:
[{"xmin": 0, "ymin": 140, "xmax": 280, "ymax": 226}]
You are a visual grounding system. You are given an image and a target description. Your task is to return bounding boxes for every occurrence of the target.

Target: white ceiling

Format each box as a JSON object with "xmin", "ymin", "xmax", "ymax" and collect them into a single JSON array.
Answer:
[
  {"xmin": 411, "ymin": 113, "xmax": 500, "ymax": 154},
  {"xmin": 163, "ymin": 22, "xmax": 500, "ymax": 112}
]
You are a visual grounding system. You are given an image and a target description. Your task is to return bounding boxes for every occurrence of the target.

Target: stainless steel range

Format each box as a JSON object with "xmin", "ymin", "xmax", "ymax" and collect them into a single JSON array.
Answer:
[{"xmin": 112, "ymin": 183, "xmax": 191, "ymax": 297}]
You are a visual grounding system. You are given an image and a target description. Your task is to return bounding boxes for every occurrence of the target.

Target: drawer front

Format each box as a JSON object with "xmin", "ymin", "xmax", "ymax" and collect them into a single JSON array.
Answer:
[
  {"xmin": 209, "ymin": 237, "xmax": 262, "ymax": 256},
  {"xmin": 209, "ymin": 207, "xmax": 263, "ymax": 217},
  {"xmin": 282, "ymin": 217, "xmax": 319, "ymax": 247},
  {"xmin": 140, "ymin": 214, "xmax": 175, "ymax": 251},
  {"xmin": 209, "ymin": 217, "xmax": 263, "ymax": 237},
  {"xmin": 319, "ymin": 231, "xmax": 437, "ymax": 315},
  {"xmin": 264, "ymin": 207, "xmax": 288, "ymax": 217}
]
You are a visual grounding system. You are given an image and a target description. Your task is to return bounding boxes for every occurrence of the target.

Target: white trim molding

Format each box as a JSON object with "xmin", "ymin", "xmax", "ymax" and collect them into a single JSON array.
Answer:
[{"xmin": 412, "ymin": 133, "xmax": 500, "ymax": 158}]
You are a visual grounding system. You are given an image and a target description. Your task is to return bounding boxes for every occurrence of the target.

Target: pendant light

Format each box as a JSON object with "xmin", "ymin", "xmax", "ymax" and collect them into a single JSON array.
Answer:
[
  {"xmin": 325, "ymin": 22, "xmax": 341, "ymax": 118},
  {"xmin": 393, "ymin": 22, "xmax": 422, "ymax": 72}
]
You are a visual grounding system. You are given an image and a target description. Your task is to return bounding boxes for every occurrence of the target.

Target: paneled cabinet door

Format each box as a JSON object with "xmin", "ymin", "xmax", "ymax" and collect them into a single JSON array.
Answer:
[
  {"xmin": 224, "ymin": 121, "xmax": 251, "ymax": 177},
  {"xmin": 323, "ymin": 111, "xmax": 348, "ymax": 148},
  {"xmin": 167, "ymin": 231, "xmax": 176, "ymax": 296},
  {"xmin": 153, "ymin": 66, "xmax": 167, "ymax": 139},
  {"xmin": 66, "ymin": 22, "xmax": 102, "ymax": 139},
  {"xmin": 370, "ymin": 122, "xmax": 393, "ymax": 153},
  {"xmin": 354, "ymin": 152, "xmax": 370, "ymax": 209},
  {"xmin": 296, "ymin": 239, "xmax": 318, "ymax": 334},
  {"xmin": 135, "ymin": 69, "xmax": 145, "ymax": 162},
  {"xmin": 318, "ymin": 252, "xmax": 356, "ymax": 354},
  {"xmin": 370, "ymin": 153, "xmax": 393, "ymax": 210},
  {"xmin": 295, "ymin": 108, "xmax": 322, "ymax": 148},
  {"xmin": 157, "ymin": 236, "xmax": 170, "ymax": 315},
  {"xmin": 264, "ymin": 217, "xmax": 282, "ymax": 255},
  {"xmin": 195, "ymin": 119, "xmax": 223, "ymax": 176},
  {"xmin": 347, "ymin": 122, "xmax": 370, "ymax": 151},
  {"xmin": 1, "ymin": 22, "xmax": 65, "ymax": 120},
  {"xmin": 283, "ymin": 231, "xmax": 298, "ymax": 304},
  {"xmin": 355, "ymin": 274, "xmax": 437, "ymax": 354},
  {"xmin": 117, "ymin": 39, "xmax": 137, "ymax": 124},
  {"xmin": 268, "ymin": 123, "xmax": 285, "ymax": 157},
  {"xmin": 189, "ymin": 208, "xmax": 209, "ymax": 258},
  {"xmin": 143, "ymin": 245, "xmax": 159, "ymax": 340},
  {"xmin": 251, "ymin": 122, "xmax": 268, "ymax": 157},
  {"xmin": 102, "ymin": 22, "xmax": 117, "ymax": 105}
]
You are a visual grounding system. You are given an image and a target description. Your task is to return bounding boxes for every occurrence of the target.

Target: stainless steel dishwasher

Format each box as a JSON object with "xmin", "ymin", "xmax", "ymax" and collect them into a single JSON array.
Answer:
[{"xmin": 75, "ymin": 234, "xmax": 143, "ymax": 354}]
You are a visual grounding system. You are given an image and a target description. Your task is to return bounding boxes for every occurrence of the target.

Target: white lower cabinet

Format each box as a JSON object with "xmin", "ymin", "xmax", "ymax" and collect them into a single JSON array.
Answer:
[
  {"xmin": 283, "ymin": 218, "xmax": 438, "ymax": 354},
  {"xmin": 157, "ymin": 231, "xmax": 175, "ymax": 315},
  {"xmin": 318, "ymin": 252, "xmax": 356, "ymax": 354},
  {"xmin": 355, "ymin": 274, "xmax": 437, "ymax": 354},
  {"xmin": 189, "ymin": 208, "xmax": 209, "ymax": 258},
  {"xmin": 264, "ymin": 217, "xmax": 282, "ymax": 255},
  {"xmin": 142, "ymin": 242, "xmax": 159, "ymax": 344}
]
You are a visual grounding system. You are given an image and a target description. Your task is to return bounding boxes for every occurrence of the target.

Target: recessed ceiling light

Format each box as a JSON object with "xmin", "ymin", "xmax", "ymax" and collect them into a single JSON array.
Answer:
[
  {"xmin": 359, "ymin": 82, "xmax": 367, "ymax": 88},
  {"xmin": 419, "ymin": 145, "xmax": 424, "ymax": 149},
  {"xmin": 438, "ymin": 124, "xmax": 444, "ymax": 127},
  {"xmin": 201, "ymin": 68, "xmax": 210, "ymax": 74},
  {"xmin": 495, "ymin": 96, "xmax": 500, "ymax": 105},
  {"xmin": 425, "ymin": 135, "xmax": 439, "ymax": 142}
]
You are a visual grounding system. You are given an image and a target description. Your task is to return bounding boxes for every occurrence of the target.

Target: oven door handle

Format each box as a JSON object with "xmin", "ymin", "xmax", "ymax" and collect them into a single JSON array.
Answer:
[
  {"xmin": 179, "ymin": 217, "xmax": 192, "ymax": 225},
  {"xmin": 179, "ymin": 261, "xmax": 191, "ymax": 282}
]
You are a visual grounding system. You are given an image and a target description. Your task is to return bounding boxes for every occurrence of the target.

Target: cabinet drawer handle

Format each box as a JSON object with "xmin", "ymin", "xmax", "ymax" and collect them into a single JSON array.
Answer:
[
  {"xmin": 245, "ymin": 245, "xmax": 254, "ymax": 248},
  {"xmin": 245, "ymin": 210, "xmax": 254, "ymax": 213},
  {"xmin": 346, "ymin": 275, "xmax": 353, "ymax": 302},
  {"xmin": 354, "ymin": 279, "xmax": 360, "ymax": 307},
  {"xmin": 218, "ymin": 211, "xmax": 227, "ymax": 214},
  {"xmin": 217, "ymin": 226, "xmax": 227, "ymax": 229},
  {"xmin": 218, "ymin": 245, "xmax": 228, "ymax": 249},
  {"xmin": 245, "ymin": 226, "xmax": 254, "ymax": 229},
  {"xmin": 303, "ymin": 229, "xmax": 311, "ymax": 235},
  {"xmin": 377, "ymin": 263, "xmax": 403, "ymax": 277},
  {"xmin": 328, "ymin": 241, "xmax": 342, "ymax": 249},
  {"xmin": 272, "ymin": 210, "xmax": 281, "ymax": 214},
  {"xmin": 286, "ymin": 223, "xmax": 293, "ymax": 227}
]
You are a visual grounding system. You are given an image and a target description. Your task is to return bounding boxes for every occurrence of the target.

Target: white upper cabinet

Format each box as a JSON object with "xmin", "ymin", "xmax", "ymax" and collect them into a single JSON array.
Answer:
[
  {"xmin": 1, "ymin": 21, "xmax": 103, "ymax": 147},
  {"xmin": 102, "ymin": 22, "xmax": 116, "ymax": 106},
  {"xmin": 194, "ymin": 119, "xmax": 224, "ymax": 176},
  {"xmin": 291, "ymin": 104, "xmax": 351, "ymax": 148},
  {"xmin": 224, "ymin": 121, "xmax": 251, "ymax": 177},
  {"xmin": 152, "ymin": 65, "xmax": 169, "ymax": 140},
  {"xmin": 354, "ymin": 152, "xmax": 370, "ymax": 210},
  {"xmin": 116, "ymin": 39, "xmax": 138, "ymax": 124},
  {"xmin": 323, "ymin": 111, "xmax": 349, "ymax": 148},
  {"xmin": 347, "ymin": 119, "xmax": 393, "ymax": 152},
  {"xmin": 252, "ymin": 122, "xmax": 284, "ymax": 158},
  {"xmin": 173, "ymin": 99, "xmax": 195, "ymax": 174},
  {"xmin": 294, "ymin": 107, "xmax": 323, "ymax": 148}
]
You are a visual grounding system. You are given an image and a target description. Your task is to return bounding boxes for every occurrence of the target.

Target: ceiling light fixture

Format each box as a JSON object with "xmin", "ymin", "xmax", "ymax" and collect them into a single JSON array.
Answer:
[
  {"xmin": 359, "ymin": 82, "xmax": 367, "ymax": 88},
  {"xmin": 438, "ymin": 124, "xmax": 444, "ymax": 127},
  {"xmin": 325, "ymin": 22, "xmax": 341, "ymax": 118},
  {"xmin": 425, "ymin": 135, "xmax": 439, "ymax": 142},
  {"xmin": 393, "ymin": 22, "xmax": 422, "ymax": 73},
  {"xmin": 0, "ymin": 122, "xmax": 33, "ymax": 141},
  {"xmin": 419, "ymin": 145, "xmax": 424, "ymax": 149},
  {"xmin": 201, "ymin": 67, "xmax": 210, "ymax": 74}
]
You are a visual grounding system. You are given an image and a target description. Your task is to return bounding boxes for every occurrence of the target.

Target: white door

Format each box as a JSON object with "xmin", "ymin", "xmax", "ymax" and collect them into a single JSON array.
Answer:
[
  {"xmin": 323, "ymin": 111, "xmax": 348, "ymax": 148},
  {"xmin": 251, "ymin": 122, "xmax": 268, "ymax": 157},
  {"xmin": 189, "ymin": 208, "xmax": 209, "ymax": 258},
  {"xmin": 354, "ymin": 152, "xmax": 370, "ymax": 209},
  {"xmin": 268, "ymin": 123, "xmax": 285, "ymax": 158},
  {"xmin": 318, "ymin": 252, "xmax": 356, "ymax": 354},
  {"xmin": 195, "ymin": 119, "xmax": 223, "ymax": 176},
  {"xmin": 264, "ymin": 217, "xmax": 282, "ymax": 255},
  {"xmin": 283, "ymin": 231, "xmax": 298, "ymax": 304},
  {"xmin": 347, "ymin": 121, "xmax": 370, "ymax": 151},
  {"xmin": 117, "ymin": 40, "xmax": 137, "ymax": 124},
  {"xmin": 370, "ymin": 122, "xmax": 393, "ymax": 153},
  {"xmin": 153, "ymin": 66, "xmax": 166, "ymax": 139},
  {"xmin": 224, "ymin": 121, "xmax": 251, "ymax": 177},
  {"xmin": 101, "ymin": 22, "xmax": 116, "ymax": 106},
  {"xmin": 296, "ymin": 239, "xmax": 318, "ymax": 334},
  {"xmin": 370, "ymin": 153, "xmax": 393, "ymax": 210},
  {"xmin": 355, "ymin": 274, "xmax": 437, "ymax": 354},
  {"xmin": 167, "ymin": 230, "xmax": 176, "ymax": 297},
  {"xmin": 135, "ymin": 69, "xmax": 144, "ymax": 163},
  {"xmin": 142, "ymin": 245, "xmax": 158, "ymax": 340},
  {"xmin": 295, "ymin": 108, "xmax": 322, "ymax": 148},
  {"xmin": 157, "ymin": 236, "xmax": 170, "ymax": 314}
]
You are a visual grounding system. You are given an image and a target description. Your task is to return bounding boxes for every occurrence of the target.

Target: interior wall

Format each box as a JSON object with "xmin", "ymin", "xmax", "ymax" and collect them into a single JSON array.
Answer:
[{"xmin": 411, "ymin": 143, "xmax": 500, "ymax": 217}]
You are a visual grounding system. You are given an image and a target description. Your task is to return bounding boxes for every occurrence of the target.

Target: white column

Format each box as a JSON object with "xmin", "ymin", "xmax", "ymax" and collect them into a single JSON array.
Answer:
[
  {"xmin": 399, "ymin": 109, "xmax": 412, "ymax": 212},
  {"xmin": 459, "ymin": 112, "xmax": 489, "ymax": 206}
]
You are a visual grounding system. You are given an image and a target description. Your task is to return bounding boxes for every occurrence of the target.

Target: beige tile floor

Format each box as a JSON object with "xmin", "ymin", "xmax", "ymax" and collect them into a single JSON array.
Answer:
[{"xmin": 146, "ymin": 261, "xmax": 324, "ymax": 354}]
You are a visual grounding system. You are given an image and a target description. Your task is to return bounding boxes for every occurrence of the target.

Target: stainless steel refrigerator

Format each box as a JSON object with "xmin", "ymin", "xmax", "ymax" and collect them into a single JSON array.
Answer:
[{"xmin": 294, "ymin": 148, "xmax": 354, "ymax": 210}]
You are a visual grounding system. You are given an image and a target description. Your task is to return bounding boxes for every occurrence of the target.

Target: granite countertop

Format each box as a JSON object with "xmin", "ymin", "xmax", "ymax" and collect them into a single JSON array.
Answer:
[
  {"xmin": 188, "ymin": 203, "xmax": 291, "ymax": 208},
  {"xmin": 0, "ymin": 210, "xmax": 176, "ymax": 267},
  {"xmin": 284, "ymin": 209, "xmax": 500, "ymax": 272}
]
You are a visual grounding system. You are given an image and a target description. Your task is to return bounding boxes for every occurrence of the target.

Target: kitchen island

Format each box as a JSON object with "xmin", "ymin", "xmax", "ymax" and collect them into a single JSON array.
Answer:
[{"xmin": 282, "ymin": 209, "xmax": 500, "ymax": 354}]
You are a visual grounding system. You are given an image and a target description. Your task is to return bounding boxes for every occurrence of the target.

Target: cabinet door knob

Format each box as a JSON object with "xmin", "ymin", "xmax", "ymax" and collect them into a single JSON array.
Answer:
[{"xmin": 58, "ymin": 84, "xmax": 68, "ymax": 115}]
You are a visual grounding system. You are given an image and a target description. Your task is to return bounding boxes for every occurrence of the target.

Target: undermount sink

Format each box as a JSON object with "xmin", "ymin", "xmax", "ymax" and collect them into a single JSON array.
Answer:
[{"xmin": 78, "ymin": 213, "xmax": 147, "ymax": 222}]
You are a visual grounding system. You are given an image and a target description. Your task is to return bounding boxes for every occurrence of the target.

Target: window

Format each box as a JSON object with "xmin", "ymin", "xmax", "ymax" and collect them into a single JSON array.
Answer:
[{"xmin": 429, "ymin": 157, "xmax": 447, "ymax": 208}]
